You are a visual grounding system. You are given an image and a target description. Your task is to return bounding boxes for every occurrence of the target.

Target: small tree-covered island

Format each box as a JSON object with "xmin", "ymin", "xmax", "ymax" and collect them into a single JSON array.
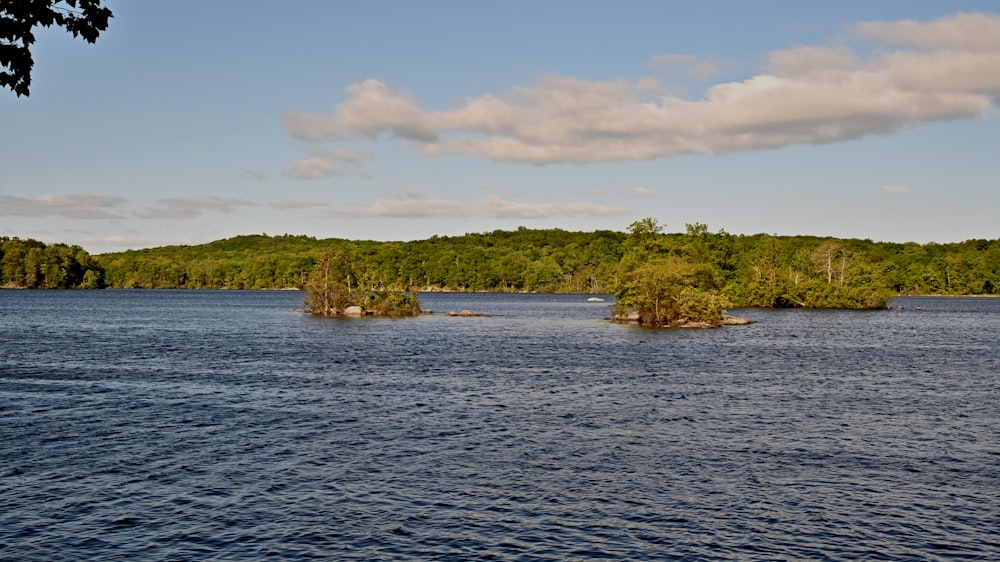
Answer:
[
  {"xmin": 302, "ymin": 247, "xmax": 422, "ymax": 317},
  {"xmin": 4, "ymin": 220, "xmax": 1000, "ymax": 326},
  {"xmin": 612, "ymin": 219, "xmax": 750, "ymax": 328}
]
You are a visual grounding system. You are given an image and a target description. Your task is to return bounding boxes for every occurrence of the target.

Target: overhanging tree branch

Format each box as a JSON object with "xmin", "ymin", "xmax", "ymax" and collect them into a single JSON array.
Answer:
[{"xmin": 0, "ymin": 0, "xmax": 113, "ymax": 97}]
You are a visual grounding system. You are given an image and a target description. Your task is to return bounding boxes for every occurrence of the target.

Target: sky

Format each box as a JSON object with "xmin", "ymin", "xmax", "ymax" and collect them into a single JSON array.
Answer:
[{"xmin": 2, "ymin": 1, "xmax": 999, "ymax": 254}]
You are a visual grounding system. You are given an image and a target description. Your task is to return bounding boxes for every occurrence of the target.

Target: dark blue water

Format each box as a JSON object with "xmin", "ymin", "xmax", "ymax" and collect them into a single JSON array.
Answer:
[{"xmin": 1, "ymin": 290, "xmax": 998, "ymax": 561}]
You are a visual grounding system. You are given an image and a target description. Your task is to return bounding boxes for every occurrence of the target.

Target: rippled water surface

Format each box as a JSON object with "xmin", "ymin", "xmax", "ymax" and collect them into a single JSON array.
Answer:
[{"xmin": 1, "ymin": 290, "xmax": 998, "ymax": 560}]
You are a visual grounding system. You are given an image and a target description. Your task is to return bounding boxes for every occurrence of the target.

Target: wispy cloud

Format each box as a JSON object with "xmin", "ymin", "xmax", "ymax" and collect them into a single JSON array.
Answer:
[
  {"xmin": 398, "ymin": 185, "xmax": 423, "ymax": 198},
  {"xmin": 282, "ymin": 157, "xmax": 337, "ymax": 179},
  {"xmin": 559, "ymin": 186, "xmax": 657, "ymax": 198},
  {"xmin": 270, "ymin": 197, "xmax": 329, "ymax": 209},
  {"xmin": 647, "ymin": 53, "xmax": 721, "ymax": 80},
  {"xmin": 628, "ymin": 187, "xmax": 657, "ymax": 198},
  {"xmin": 241, "ymin": 169, "xmax": 270, "ymax": 181},
  {"xmin": 882, "ymin": 185, "xmax": 914, "ymax": 196},
  {"xmin": 284, "ymin": 12, "xmax": 999, "ymax": 166},
  {"xmin": 327, "ymin": 195, "xmax": 628, "ymax": 218},
  {"xmin": 0, "ymin": 194, "xmax": 126, "ymax": 219},
  {"xmin": 282, "ymin": 147, "xmax": 373, "ymax": 180},
  {"xmin": 133, "ymin": 197, "xmax": 256, "ymax": 219},
  {"xmin": 89, "ymin": 234, "xmax": 195, "ymax": 250}
]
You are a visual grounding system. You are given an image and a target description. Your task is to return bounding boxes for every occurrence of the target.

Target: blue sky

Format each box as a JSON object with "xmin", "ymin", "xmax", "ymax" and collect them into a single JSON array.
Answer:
[{"xmin": 2, "ymin": 1, "xmax": 998, "ymax": 253}]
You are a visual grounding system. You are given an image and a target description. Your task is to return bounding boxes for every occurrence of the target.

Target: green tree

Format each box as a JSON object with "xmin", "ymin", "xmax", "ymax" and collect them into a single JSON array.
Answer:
[
  {"xmin": 621, "ymin": 217, "xmax": 667, "ymax": 263},
  {"xmin": 1, "ymin": 243, "xmax": 26, "ymax": 286},
  {"xmin": 615, "ymin": 255, "xmax": 693, "ymax": 325},
  {"xmin": 613, "ymin": 219, "xmax": 730, "ymax": 326},
  {"xmin": 303, "ymin": 250, "xmax": 353, "ymax": 315},
  {"xmin": 302, "ymin": 247, "xmax": 420, "ymax": 317},
  {"xmin": 737, "ymin": 234, "xmax": 792, "ymax": 307}
]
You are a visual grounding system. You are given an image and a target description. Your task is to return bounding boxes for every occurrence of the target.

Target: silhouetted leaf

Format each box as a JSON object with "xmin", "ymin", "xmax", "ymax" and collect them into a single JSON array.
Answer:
[{"xmin": 0, "ymin": 0, "xmax": 113, "ymax": 97}]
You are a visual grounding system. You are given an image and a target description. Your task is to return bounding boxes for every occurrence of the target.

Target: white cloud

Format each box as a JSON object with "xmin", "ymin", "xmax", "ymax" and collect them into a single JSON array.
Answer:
[
  {"xmin": 336, "ymin": 198, "xmax": 464, "ymax": 218},
  {"xmin": 882, "ymin": 185, "xmax": 914, "ymax": 196},
  {"xmin": 284, "ymin": 80, "xmax": 437, "ymax": 143},
  {"xmin": 854, "ymin": 12, "xmax": 1000, "ymax": 52},
  {"xmin": 282, "ymin": 157, "xmax": 337, "ymax": 179},
  {"xmin": 134, "ymin": 197, "xmax": 255, "ymax": 219},
  {"xmin": 875, "ymin": 50, "xmax": 1000, "ymax": 97},
  {"xmin": 0, "ymin": 194, "xmax": 126, "ymax": 219},
  {"xmin": 856, "ymin": 13, "xmax": 1000, "ymax": 98},
  {"xmin": 628, "ymin": 187, "xmax": 656, "ymax": 198},
  {"xmin": 768, "ymin": 46, "xmax": 858, "ymax": 77},
  {"xmin": 89, "ymin": 234, "xmax": 195, "ymax": 250},
  {"xmin": 474, "ymin": 196, "xmax": 628, "ymax": 218},
  {"xmin": 328, "ymin": 195, "xmax": 628, "ymax": 218},
  {"xmin": 282, "ymin": 147, "xmax": 372, "ymax": 179},
  {"xmin": 282, "ymin": 12, "xmax": 1000, "ymax": 166},
  {"xmin": 270, "ymin": 197, "xmax": 328, "ymax": 209}
]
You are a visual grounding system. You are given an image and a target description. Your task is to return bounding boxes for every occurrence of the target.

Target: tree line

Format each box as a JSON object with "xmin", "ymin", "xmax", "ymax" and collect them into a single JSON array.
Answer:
[
  {"xmin": 3, "ymin": 226, "xmax": 999, "ymax": 307},
  {"xmin": 1, "ymin": 237, "xmax": 105, "ymax": 289},
  {"xmin": 94, "ymin": 229, "xmax": 627, "ymax": 293}
]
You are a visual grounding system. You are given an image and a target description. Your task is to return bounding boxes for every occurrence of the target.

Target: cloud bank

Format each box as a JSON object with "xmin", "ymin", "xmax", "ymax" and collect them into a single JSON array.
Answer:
[
  {"xmin": 329, "ymin": 195, "xmax": 628, "ymax": 218},
  {"xmin": 274, "ymin": 190, "xmax": 628, "ymax": 219},
  {"xmin": 134, "ymin": 197, "xmax": 256, "ymax": 219},
  {"xmin": 0, "ymin": 194, "xmax": 126, "ymax": 219},
  {"xmin": 283, "ymin": 12, "xmax": 999, "ymax": 166}
]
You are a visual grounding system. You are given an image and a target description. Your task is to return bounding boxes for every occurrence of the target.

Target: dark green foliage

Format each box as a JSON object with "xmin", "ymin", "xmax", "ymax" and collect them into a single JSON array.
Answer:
[
  {"xmin": 0, "ymin": 236, "xmax": 105, "ymax": 288},
  {"xmin": 612, "ymin": 219, "xmax": 732, "ymax": 326},
  {"xmin": 612, "ymin": 217, "xmax": 1000, "ymax": 318},
  {"xmin": 95, "ymin": 230, "xmax": 627, "ymax": 293},
  {"xmin": 1, "ymin": 0, "xmax": 113, "ymax": 97},
  {"xmin": 97, "ymin": 234, "xmax": 322, "ymax": 289},
  {"xmin": 724, "ymin": 235, "xmax": 892, "ymax": 309},
  {"xmin": 39, "ymin": 225, "xmax": 999, "ymax": 307}
]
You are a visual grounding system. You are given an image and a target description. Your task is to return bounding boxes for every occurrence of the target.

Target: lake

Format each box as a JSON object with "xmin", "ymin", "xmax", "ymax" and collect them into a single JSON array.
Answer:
[{"xmin": 1, "ymin": 290, "xmax": 998, "ymax": 560}]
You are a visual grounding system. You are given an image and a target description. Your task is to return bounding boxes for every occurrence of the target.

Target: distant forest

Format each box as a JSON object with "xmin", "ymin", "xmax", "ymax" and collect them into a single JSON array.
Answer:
[
  {"xmin": 2, "ymin": 225, "xmax": 999, "ymax": 305},
  {"xmin": 0, "ymin": 237, "xmax": 105, "ymax": 289}
]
